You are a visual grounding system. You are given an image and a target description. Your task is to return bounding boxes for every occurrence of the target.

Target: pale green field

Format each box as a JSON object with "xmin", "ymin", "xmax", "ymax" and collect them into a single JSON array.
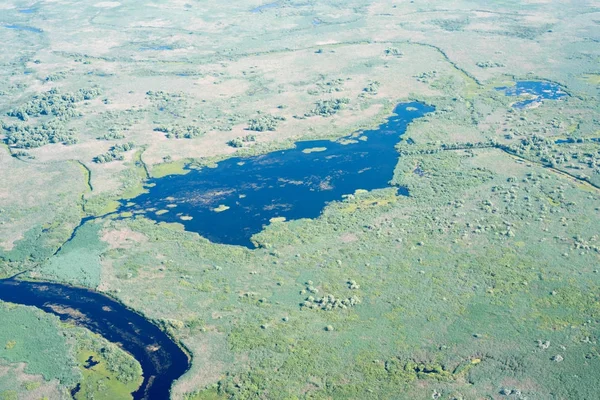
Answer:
[{"xmin": 0, "ymin": 0, "xmax": 599, "ymax": 399}]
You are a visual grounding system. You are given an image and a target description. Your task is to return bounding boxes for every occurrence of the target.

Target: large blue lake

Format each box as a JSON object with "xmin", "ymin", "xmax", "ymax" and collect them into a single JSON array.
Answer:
[{"xmin": 120, "ymin": 102, "xmax": 434, "ymax": 247}]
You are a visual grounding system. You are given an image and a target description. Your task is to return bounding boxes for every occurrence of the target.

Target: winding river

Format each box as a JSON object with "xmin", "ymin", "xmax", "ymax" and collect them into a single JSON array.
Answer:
[{"xmin": 0, "ymin": 278, "xmax": 190, "ymax": 400}]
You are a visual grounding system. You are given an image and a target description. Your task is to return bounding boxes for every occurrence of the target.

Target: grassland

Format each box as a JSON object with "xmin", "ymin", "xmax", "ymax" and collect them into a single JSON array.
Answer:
[{"xmin": 1, "ymin": 0, "xmax": 599, "ymax": 399}]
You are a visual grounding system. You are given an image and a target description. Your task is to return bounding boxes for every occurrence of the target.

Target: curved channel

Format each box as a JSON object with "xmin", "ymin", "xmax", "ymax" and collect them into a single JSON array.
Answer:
[{"xmin": 0, "ymin": 278, "xmax": 190, "ymax": 400}]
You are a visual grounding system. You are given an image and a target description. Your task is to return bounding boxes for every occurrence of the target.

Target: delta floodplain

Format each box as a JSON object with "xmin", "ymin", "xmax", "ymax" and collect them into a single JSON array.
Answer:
[{"xmin": 0, "ymin": 1, "xmax": 599, "ymax": 399}]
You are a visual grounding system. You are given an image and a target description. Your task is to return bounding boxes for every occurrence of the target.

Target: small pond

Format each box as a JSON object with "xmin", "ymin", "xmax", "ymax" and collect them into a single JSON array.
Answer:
[{"xmin": 496, "ymin": 80, "xmax": 567, "ymax": 109}]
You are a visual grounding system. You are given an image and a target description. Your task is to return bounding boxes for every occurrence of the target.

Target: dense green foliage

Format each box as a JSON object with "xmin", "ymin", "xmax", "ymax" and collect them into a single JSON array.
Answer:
[
  {"xmin": 96, "ymin": 129, "xmax": 126, "ymax": 141},
  {"xmin": 2, "ymin": 87, "xmax": 101, "ymax": 148},
  {"xmin": 227, "ymin": 134, "xmax": 256, "ymax": 148}
]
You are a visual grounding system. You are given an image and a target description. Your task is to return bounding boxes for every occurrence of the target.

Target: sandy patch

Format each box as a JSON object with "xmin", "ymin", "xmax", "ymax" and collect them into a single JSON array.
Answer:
[
  {"xmin": 101, "ymin": 228, "xmax": 148, "ymax": 249},
  {"xmin": 340, "ymin": 233, "xmax": 358, "ymax": 243}
]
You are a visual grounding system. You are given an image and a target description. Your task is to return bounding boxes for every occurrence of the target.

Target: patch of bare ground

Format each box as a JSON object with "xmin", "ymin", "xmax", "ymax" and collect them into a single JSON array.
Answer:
[
  {"xmin": 340, "ymin": 233, "xmax": 359, "ymax": 243},
  {"xmin": 100, "ymin": 227, "xmax": 148, "ymax": 249}
]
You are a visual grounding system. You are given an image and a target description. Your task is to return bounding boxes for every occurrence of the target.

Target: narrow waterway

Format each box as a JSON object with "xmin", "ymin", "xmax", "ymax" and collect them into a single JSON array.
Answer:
[{"xmin": 0, "ymin": 278, "xmax": 190, "ymax": 400}]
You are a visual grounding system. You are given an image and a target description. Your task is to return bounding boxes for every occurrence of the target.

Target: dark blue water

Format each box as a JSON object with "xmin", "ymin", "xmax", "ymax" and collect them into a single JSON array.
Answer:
[
  {"xmin": 496, "ymin": 81, "xmax": 567, "ymax": 109},
  {"xmin": 5, "ymin": 24, "xmax": 43, "ymax": 33},
  {"xmin": 0, "ymin": 278, "xmax": 190, "ymax": 400},
  {"xmin": 119, "ymin": 102, "xmax": 434, "ymax": 247}
]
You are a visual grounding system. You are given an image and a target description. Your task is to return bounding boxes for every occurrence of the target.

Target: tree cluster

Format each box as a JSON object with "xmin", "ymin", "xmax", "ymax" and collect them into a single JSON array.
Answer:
[
  {"xmin": 2, "ymin": 120, "xmax": 77, "ymax": 148},
  {"xmin": 307, "ymin": 78, "xmax": 345, "ymax": 95},
  {"xmin": 154, "ymin": 125, "xmax": 203, "ymax": 139},
  {"xmin": 363, "ymin": 81, "xmax": 380, "ymax": 94},
  {"xmin": 305, "ymin": 98, "xmax": 350, "ymax": 117},
  {"xmin": 247, "ymin": 114, "xmax": 285, "ymax": 132},
  {"xmin": 301, "ymin": 294, "xmax": 361, "ymax": 311},
  {"xmin": 227, "ymin": 134, "xmax": 257, "ymax": 148},
  {"xmin": 414, "ymin": 71, "xmax": 438, "ymax": 84},
  {"xmin": 476, "ymin": 61, "xmax": 505, "ymax": 69},
  {"xmin": 7, "ymin": 87, "xmax": 102, "ymax": 121},
  {"xmin": 384, "ymin": 47, "xmax": 403, "ymax": 57},
  {"xmin": 94, "ymin": 142, "xmax": 135, "ymax": 163}
]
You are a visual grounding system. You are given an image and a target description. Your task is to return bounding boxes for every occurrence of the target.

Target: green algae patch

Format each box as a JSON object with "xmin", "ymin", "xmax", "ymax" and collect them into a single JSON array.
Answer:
[
  {"xmin": 151, "ymin": 160, "xmax": 190, "ymax": 178},
  {"xmin": 37, "ymin": 222, "xmax": 107, "ymax": 288}
]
